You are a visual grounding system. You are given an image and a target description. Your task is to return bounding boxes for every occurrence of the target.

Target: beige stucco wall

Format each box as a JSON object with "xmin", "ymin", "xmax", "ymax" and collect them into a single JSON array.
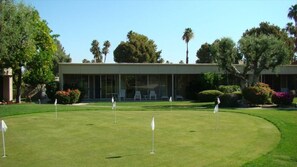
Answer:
[{"xmin": 59, "ymin": 63, "xmax": 297, "ymax": 75}]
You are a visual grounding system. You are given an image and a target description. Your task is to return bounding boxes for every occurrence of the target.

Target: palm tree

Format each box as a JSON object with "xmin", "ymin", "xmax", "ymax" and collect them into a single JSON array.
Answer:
[
  {"xmin": 102, "ymin": 40, "xmax": 111, "ymax": 63},
  {"xmin": 288, "ymin": 4, "xmax": 297, "ymax": 54},
  {"xmin": 90, "ymin": 40, "xmax": 102, "ymax": 63},
  {"xmin": 288, "ymin": 4, "xmax": 297, "ymax": 26},
  {"xmin": 182, "ymin": 28, "xmax": 194, "ymax": 64}
]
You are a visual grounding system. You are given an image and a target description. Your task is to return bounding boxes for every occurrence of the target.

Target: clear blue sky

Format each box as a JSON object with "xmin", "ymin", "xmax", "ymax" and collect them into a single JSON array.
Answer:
[{"xmin": 23, "ymin": 0, "xmax": 296, "ymax": 64}]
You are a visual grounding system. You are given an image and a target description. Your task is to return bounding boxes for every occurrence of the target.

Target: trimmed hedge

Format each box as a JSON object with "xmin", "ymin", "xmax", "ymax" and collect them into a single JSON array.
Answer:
[
  {"xmin": 242, "ymin": 82, "xmax": 273, "ymax": 105},
  {"xmin": 46, "ymin": 81, "xmax": 59, "ymax": 102},
  {"xmin": 197, "ymin": 90, "xmax": 223, "ymax": 102},
  {"xmin": 218, "ymin": 85, "xmax": 241, "ymax": 93},
  {"xmin": 219, "ymin": 92, "xmax": 242, "ymax": 107},
  {"xmin": 56, "ymin": 89, "xmax": 81, "ymax": 104},
  {"xmin": 272, "ymin": 92, "xmax": 294, "ymax": 106}
]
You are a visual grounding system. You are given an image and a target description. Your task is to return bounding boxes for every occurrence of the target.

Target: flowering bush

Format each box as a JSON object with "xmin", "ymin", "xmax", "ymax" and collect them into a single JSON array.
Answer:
[
  {"xmin": 272, "ymin": 92, "xmax": 294, "ymax": 106},
  {"xmin": 55, "ymin": 89, "xmax": 81, "ymax": 104},
  {"xmin": 242, "ymin": 82, "xmax": 274, "ymax": 105}
]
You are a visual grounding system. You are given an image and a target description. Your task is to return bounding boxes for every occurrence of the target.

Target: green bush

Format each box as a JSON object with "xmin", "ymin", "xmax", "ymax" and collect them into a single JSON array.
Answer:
[
  {"xmin": 219, "ymin": 93, "xmax": 242, "ymax": 107},
  {"xmin": 242, "ymin": 82, "xmax": 273, "ymax": 105},
  {"xmin": 197, "ymin": 90, "xmax": 223, "ymax": 102},
  {"xmin": 46, "ymin": 81, "xmax": 59, "ymax": 102},
  {"xmin": 55, "ymin": 89, "xmax": 81, "ymax": 104},
  {"xmin": 218, "ymin": 85, "xmax": 241, "ymax": 93}
]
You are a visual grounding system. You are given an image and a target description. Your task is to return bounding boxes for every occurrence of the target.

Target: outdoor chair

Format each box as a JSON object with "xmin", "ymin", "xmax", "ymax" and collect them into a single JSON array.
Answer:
[
  {"xmin": 149, "ymin": 90, "xmax": 157, "ymax": 100},
  {"xmin": 176, "ymin": 95, "xmax": 184, "ymax": 101},
  {"xmin": 134, "ymin": 91, "xmax": 141, "ymax": 101},
  {"xmin": 118, "ymin": 89, "xmax": 126, "ymax": 101}
]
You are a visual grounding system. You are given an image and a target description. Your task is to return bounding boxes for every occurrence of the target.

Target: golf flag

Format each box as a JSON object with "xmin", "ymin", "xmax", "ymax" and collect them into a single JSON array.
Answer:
[
  {"xmin": 54, "ymin": 99, "xmax": 57, "ymax": 106},
  {"xmin": 1, "ymin": 120, "xmax": 7, "ymax": 132},
  {"xmin": 112, "ymin": 101, "xmax": 116, "ymax": 110},
  {"xmin": 1, "ymin": 120, "xmax": 7, "ymax": 157},
  {"xmin": 151, "ymin": 117, "xmax": 155, "ymax": 131},
  {"xmin": 169, "ymin": 96, "xmax": 172, "ymax": 102},
  {"xmin": 214, "ymin": 97, "xmax": 220, "ymax": 113},
  {"xmin": 214, "ymin": 104, "xmax": 219, "ymax": 113}
]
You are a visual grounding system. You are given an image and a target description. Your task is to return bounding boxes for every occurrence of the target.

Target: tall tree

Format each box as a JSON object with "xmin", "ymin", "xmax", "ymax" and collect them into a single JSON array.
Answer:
[
  {"xmin": 82, "ymin": 59, "xmax": 91, "ymax": 63},
  {"xmin": 182, "ymin": 28, "xmax": 194, "ymax": 64},
  {"xmin": 196, "ymin": 42, "xmax": 214, "ymax": 63},
  {"xmin": 287, "ymin": 4, "xmax": 297, "ymax": 62},
  {"xmin": 0, "ymin": 1, "xmax": 56, "ymax": 103},
  {"xmin": 244, "ymin": 22, "xmax": 294, "ymax": 59},
  {"xmin": 90, "ymin": 40, "xmax": 102, "ymax": 63},
  {"xmin": 288, "ymin": 4, "xmax": 297, "ymax": 26},
  {"xmin": 211, "ymin": 38, "xmax": 244, "ymax": 85},
  {"xmin": 114, "ymin": 31, "xmax": 163, "ymax": 63},
  {"xmin": 23, "ymin": 10, "xmax": 57, "ymax": 86},
  {"xmin": 52, "ymin": 38, "xmax": 71, "ymax": 76},
  {"xmin": 102, "ymin": 40, "xmax": 111, "ymax": 63},
  {"xmin": 239, "ymin": 34, "xmax": 291, "ymax": 85}
]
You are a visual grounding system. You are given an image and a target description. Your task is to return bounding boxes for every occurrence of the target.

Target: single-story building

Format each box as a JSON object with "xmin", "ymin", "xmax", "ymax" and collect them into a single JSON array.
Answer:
[
  {"xmin": 59, "ymin": 63, "xmax": 297, "ymax": 101},
  {"xmin": 0, "ymin": 68, "xmax": 13, "ymax": 102}
]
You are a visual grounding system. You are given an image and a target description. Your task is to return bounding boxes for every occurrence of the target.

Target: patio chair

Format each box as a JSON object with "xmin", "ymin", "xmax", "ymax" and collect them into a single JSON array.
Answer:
[
  {"xmin": 134, "ymin": 91, "xmax": 141, "ymax": 101},
  {"xmin": 176, "ymin": 95, "xmax": 184, "ymax": 101},
  {"xmin": 118, "ymin": 89, "xmax": 126, "ymax": 101},
  {"xmin": 149, "ymin": 90, "xmax": 157, "ymax": 100}
]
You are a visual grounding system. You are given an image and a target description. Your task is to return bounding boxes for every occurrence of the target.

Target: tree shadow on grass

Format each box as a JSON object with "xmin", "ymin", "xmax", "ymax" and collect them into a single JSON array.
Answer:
[{"xmin": 142, "ymin": 102, "xmax": 214, "ymax": 111}]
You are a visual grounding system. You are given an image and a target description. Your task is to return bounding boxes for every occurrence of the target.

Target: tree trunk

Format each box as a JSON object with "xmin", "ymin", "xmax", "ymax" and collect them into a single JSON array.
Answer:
[
  {"xmin": 186, "ymin": 42, "xmax": 189, "ymax": 64},
  {"xmin": 15, "ymin": 68, "xmax": 22, "ymax": 103},
  {"xmin": 251, "ymin": 72, "xmax": 260, "ymax": 86}
]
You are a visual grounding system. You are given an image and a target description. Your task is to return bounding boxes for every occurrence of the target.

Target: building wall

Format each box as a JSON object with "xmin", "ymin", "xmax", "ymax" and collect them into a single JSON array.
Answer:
[
  {"xmin": 59, "ymin": 63, "xmax": 297, "ymax": 100},
  {"xmin": 1, "ymin": 68, "xmax": 13, "ymax": 102}
]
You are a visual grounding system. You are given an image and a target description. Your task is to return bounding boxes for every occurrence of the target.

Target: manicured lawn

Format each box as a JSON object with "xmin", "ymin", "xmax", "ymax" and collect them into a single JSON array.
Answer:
[{"xmin": 0, "ymin": 101, "xmax": 296, "ymax": 167}]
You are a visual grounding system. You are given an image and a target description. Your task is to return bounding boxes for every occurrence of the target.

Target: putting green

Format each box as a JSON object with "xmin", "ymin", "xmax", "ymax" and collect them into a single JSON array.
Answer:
[{"xmin": 1, "ymin": 111, "xmax": 280, "ymax": 167}]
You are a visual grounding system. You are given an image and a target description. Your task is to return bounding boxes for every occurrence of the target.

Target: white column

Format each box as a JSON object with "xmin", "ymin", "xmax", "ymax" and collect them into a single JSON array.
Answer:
[
  {"xmin": 172, "ymin": 74, "xmax": 174, "ymax": 100},
  {"xmin": 119, "ymin": 74, "xmax": 121, "ymax": 101}
]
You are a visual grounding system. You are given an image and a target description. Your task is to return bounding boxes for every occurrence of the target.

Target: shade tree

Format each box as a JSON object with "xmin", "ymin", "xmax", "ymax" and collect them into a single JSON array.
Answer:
[{"xmin": 114, "ymin": 31, "xmax": 163, "ymax": 63}]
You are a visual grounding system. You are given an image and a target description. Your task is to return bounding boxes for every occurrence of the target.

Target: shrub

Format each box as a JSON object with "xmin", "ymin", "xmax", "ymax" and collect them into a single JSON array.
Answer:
[
  {"xmin": 219, "ymin": 92, "xmax": 242, "ymax": 107},
  {"xmin": 272, "ymin": 92, "xmax": 294, "ymax": 106},
  {"xmin": 218, "ymin": 85, "xmax": 241, "ymax": 93},
  {"xmin": 242, "ymin": 82, "xmax": 273, "ymax": 105},
  {"xmin": 46, "ymin": 81, "xmax": 59, "ymax": 102},
  {"xmin": 197, "ymin": 90, "xmax": 223, "ymax": 102},
  {"xmin": 55, "ymin": 89, "xmax": 81, "ymax": 104},
  {"xmin": 69, "ymin": 89, "xmax": 81, "ymax": 104}
]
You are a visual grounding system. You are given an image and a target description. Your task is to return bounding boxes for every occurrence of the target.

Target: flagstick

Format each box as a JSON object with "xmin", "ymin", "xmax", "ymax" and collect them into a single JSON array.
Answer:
[
  {"xmin": 151, "ymin": 130, "xmax": 155, "ymax": 154},
  {"xmin": 151, "ymin": 116, "xmax": 155, "ymax": 154},
  {"xmin": 215, "ymin": 112, "xmax": 219, "ymax": 130},
  {"xmin": 169, "ymin": 96, "xmax": 172, "ymax": 112},
  {"xmin": 55, "ymin": 105, "xmax": 58, "ymax": 119},
  {"xmin": 2, "ymin": 130, "xmax": 6, "ymax": 158},
  {"xmin": 112, "ymin": 100, "xmax": 117, "ymax": 124},
  {"xmin": 114, "ymin": 103, "xmax": 117, "ymax": 124}
]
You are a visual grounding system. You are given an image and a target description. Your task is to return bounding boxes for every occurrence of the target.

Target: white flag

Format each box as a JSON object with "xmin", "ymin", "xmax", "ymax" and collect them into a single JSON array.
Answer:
[
  {"xmin": 111, "ymin": 97, "xmax": 114, "ymax": 103},
  {"xmin": 1, "ymin": 120, "xmax": 7, "ymax": 132},
  {"xmin": 54, "ymin": 99, "xmax": 57, "ymax": 106},
  {"xmin": 151, "ymin": 117, "xmax": 155, "ymax": 131},
  {"xmin": 112, "ymin": 101, "xmax": 116, "ymax": 110},
  {"xmin": 217, "ymin": 97, "xmax": 221, "ymax": 104},
  {"xmin": 214, "ymin": 104, "xmax": 219, "ymax": 113},
  {"xmin": 169, "ymin": 96, "xmax": 172, "ymax": 102}
]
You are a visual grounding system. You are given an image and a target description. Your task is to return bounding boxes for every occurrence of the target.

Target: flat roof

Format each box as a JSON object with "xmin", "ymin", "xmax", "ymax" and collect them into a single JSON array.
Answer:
[{"xmin": 59, "ymin": 63, "xmax": 297, "ymax": 75}]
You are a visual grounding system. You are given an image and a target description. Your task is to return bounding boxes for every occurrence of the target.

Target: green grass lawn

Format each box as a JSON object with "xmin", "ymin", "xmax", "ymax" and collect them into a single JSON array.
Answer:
[{"xmin": 0, "ymin": 101, "xmax": 296, "ymax": 167}]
